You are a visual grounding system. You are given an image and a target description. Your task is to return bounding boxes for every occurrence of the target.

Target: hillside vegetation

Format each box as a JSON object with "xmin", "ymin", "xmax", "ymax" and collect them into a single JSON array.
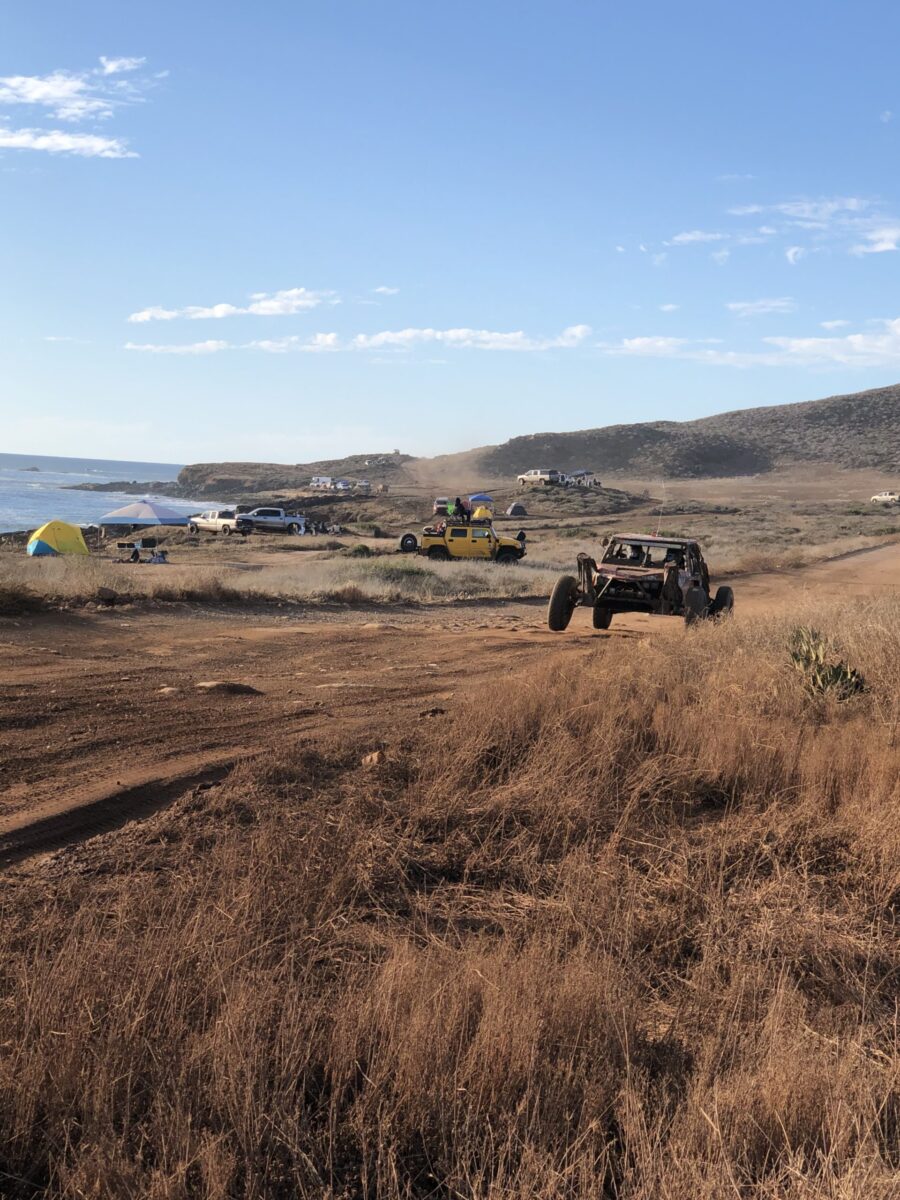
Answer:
[
  {"xmin": 1, "ymin": 599, "xmax": 898, "ymax": 1197},
  {"xmin": 477, "ymin": 383, "xmax": 900, "ymax": 478},
  {"xmin": 173, "ymin": 384, "xmax": 900, "ymax": 494}
]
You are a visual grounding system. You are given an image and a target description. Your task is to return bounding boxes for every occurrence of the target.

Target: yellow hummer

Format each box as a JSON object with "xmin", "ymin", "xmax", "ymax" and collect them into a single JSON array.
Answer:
[{"xmin": 398, "ymin": 519, "xmax": 526, "ymax": 564}]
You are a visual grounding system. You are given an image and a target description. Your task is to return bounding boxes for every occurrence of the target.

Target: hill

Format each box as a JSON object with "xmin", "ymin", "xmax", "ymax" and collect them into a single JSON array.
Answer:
[
  {"xmin": 174, "ymin": 384, "xmax": 900, "ymax": 496},
  {"xmin": 475, "ymin": 383, "xmax": 900, "ymax": 479}
]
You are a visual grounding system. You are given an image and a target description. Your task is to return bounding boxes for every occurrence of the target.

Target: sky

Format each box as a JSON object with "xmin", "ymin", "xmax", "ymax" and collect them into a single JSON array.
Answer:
[{"xmin": 2, "ymin": 0, "xmax": 900, "ymax": 464}]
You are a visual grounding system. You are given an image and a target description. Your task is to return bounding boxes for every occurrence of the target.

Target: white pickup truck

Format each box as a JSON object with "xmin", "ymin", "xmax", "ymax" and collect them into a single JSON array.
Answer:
[
  {"xmin": 517, "ymin": 468, "xmax": 560, "ymax": 487},
  {"xmin": 187, "ymin": 509, "xmax": 247, "ymax": 536},
  {"xmin": 237, "ymin": 507, "xmax": 307, "ymax": 534}
]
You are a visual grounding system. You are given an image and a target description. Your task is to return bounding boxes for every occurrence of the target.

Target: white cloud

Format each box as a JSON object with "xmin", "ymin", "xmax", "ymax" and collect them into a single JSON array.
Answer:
[
  {"xmin": 616, "ymin": 336, "xmax": 689, "ymax": 357},
  {"xmin": 669, "ymin": 229, "xmax": 728, "ymax": 244},
  {"xmin": 880, "ymin": 110, "xmax": 893, "ymax": 123},
  {"xmin": 730, "ymin": 197, "xmax": 868, "ymax": 225},
  {"xmin": 785, "ymin": 246, "xmax": 805, "ymax": 265},
  {"xmin": 820, "ymin": 319, "xmax": 849, "ymax": 330},
  {"xmin": 373, "ymin": 285, "xmax": 399, "ymax": 295},
  {"xmin": 44, "ymin": 334, "xmax": 88, "ymax": 343},
  {"xmin": 651, "ymin": 252, "xmax": 668, "ymax": 266},
  {"xmin": 128, "ymin": 287, "xmax": 334, "ymax": 322},
  {"xmin": 604, "ymin": 316, "xmax": 900, "ymax": 369},
  {"xmin": 0, "ymin": 126, "xmax": 135, "ymax": 157},
  {"xmin": 0, "ymin": 57, "xmax": 152, "ymax": 122},
  {"xmin": 99, "ymin": 56, "xmax": 146, "ymax": 76},
  {"xmin": 124, "ymin": 324, "xmax": 593, "ymax": 356},
  {"xmin": 124, "ymin": 340, "xmax": 229, "ymax": 355},
  {"xmin": 711, "ymin": 249, "xmax": 730, "ymax": 265},
  {"xmin": 352, "ymin": 324, "xmax": 591, "ymax": 352},
  {"xmin": 659, "ymin": 303, "xmax": 679, "ymax": 312},
  {"xmin": 726, "ymin": 297, "xmax": 796, "ymax": 317},
  {"xmin": 850, "ymin": 225, "xmax": 900, "ymax": 254},
  {"xmin": 615, "ymin": 245, "xmax": 626, "ymax": 253},
  {"xmin": 244, "ymin": 333, "xmax": 339, "ymax": 353},
  {"xmin": 764, "ymin": 320, "xmax": 900, "ymax": 366},
  {"xmin": 0, "ymin": 57, "xmax": 155, "ymax": 157}
]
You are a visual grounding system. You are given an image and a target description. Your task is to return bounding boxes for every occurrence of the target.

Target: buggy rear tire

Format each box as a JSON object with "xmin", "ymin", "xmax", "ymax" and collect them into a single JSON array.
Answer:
[
  {"xmin": 711, "ymin": 585, "xmax": 734, "ymax": 617},
  {"xmin": 683, "ymin": 586, "xmax": 708, "ymax": 626},
  {"xmin": 427, "ymin": 546, "xmax": 451, "ymax": 561},
  {"xmin": 592, "ymin": 604, "xmax": 613, "ymax": 629},
  {"xmin": 548, "ymin": 575, "xmax": 579, "ymax": 631},
  {"xmin": 399, "ymin": 533, "xmax": 418, "ymax": 553}
]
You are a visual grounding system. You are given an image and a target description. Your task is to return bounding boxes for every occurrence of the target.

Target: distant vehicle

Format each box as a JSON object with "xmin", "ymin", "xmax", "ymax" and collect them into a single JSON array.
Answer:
[
  {"xmin": 398, "ymin": 518, "xmax": 525, "ymax": 564},
  {"xmin": 433, "ymin": 496, "xmax": 450, "ymax": 515},
  {"xmin": 517, "ymin": 468, "xmax": 560, "ymax": 487},
  {"xmin": 548, "ymin": 533, "xmax": 733, "ymax": 631},
  {"xmin": 333, "ymin": 479, "xmax": 353, "ymax": 491},
  {"xmin": 569, "ymin": 470, "xmax": 597, "ymax": 487},
  {"xmin": 310, "ymin": 476, "xmax": 333, "ymax": 490},
  {"xmin": 870, "ymin": 491, "xmax": 899, "ymax": 505},
  {"xmin": 238, "ymin": 507, "xmax": 307, "ymax": 534},
  {"xmin": 187, "ymin": 509, "xmax": 247, "ymax": 537}
]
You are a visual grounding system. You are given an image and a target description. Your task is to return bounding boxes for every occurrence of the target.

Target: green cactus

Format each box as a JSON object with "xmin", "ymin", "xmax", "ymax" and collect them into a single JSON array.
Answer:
[{"xmin": 789, "ymin": 627, "xmax": 866, "ymax": 700}]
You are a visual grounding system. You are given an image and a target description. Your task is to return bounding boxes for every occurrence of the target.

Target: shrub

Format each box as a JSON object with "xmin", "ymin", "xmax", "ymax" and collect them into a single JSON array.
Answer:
[{"xmin": 789, "ymin": 625, "xmax": 866, "ymax": 699}]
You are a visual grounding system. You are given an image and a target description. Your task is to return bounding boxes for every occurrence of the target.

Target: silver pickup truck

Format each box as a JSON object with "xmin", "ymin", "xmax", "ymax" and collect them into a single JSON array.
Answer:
[
  {"xmin": 187, "ymin": 509, "xmax": 248, "ymax": 536},
  {"xmin": 237, "ymin": 507, "xmax": 307, "ymax": 534}
]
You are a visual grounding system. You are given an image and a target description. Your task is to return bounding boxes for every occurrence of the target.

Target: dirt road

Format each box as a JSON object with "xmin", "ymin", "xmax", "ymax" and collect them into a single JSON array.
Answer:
[{"xmin": 2, "ymin": 541, "xmax": 899, "ymax": 867}]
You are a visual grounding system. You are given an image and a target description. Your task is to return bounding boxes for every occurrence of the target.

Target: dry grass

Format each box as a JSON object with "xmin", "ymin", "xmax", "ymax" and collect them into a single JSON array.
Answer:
[
  {"xmin": 0, "ymin": 554, "xmax": 557, "ymax": 609},
  {"xmin": 1, "ymin": 599, "xmax": 899, "ymax": 1197}
]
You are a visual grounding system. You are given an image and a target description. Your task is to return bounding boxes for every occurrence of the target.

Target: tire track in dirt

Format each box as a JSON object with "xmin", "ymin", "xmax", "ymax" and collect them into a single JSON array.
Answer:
[{"xmin": 0, "ymin": 748, "xmax": 253, "ymax": 868}]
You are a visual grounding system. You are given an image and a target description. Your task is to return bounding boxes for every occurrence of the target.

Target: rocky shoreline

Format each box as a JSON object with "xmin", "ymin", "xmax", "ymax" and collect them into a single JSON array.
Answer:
[{"xmin": 62, "ymin": 479, "xmax": 188, "ymax": 497}]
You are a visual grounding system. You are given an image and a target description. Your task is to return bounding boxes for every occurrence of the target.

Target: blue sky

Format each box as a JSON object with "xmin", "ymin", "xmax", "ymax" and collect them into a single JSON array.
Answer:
[{"xmin": 2, "ymin": 1, "xmax": 900, "ymax": 464}]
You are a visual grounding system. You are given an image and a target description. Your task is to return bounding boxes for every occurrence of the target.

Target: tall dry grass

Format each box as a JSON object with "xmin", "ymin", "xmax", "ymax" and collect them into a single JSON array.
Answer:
[
  {"xmin": 1, "ymin": 599, "xmax": 899, "ymax": 1197},
  {"xmin": 0, "ymin": 553, "xmax": 556, "ymax": 610}
]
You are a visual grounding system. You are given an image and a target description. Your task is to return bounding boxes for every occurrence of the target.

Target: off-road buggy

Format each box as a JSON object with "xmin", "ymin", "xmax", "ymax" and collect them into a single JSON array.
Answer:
[{"xmin": 548, "ymin": 533, "xmax": 733, "ymax": 631}]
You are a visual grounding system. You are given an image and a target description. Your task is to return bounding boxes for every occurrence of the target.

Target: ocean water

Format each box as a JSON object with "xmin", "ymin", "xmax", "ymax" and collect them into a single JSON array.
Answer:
[{"xmin": 0, "ymin": 452, "xmax": 198, "ymax": 534}]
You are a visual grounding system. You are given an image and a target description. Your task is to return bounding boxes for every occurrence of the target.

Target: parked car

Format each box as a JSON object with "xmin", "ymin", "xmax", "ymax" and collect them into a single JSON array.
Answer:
[
  {"xmin": 187, "ymin": 509, "xmax": 247, "ymax": 537},
  {"xmin": 238, "ymin": 507, "xmax": 307, "ymax": 534},
  {"xmin": 870, "ymin": 491, "xmax": 899, "ymax": 505},
  {"xmin": 432, "ymin": 496, "xmax": 450, "ymax": 515},
  {"xmin": 517, "ymin": 468, "xmax": 560, "ymax": 487},
  {"xmin": 398, "ymin": 519, "xmax": 525, "ymax": 563}
]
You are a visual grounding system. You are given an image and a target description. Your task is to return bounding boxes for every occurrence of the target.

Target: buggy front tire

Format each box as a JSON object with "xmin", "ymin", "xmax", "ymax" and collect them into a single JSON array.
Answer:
[
  {"xmin": 711, "ymin": 585, "xmax": 734, "ymax": 617},
  {"xmin": 683, "ymin": 586, "xmax": 708, "ymax": 626},
  {"xmin": 592, "ymin": 603, "xmax": 613, "ymax": 629},
  {"xmin": 548, "ymin": 575, "xmax": 579, "ymax": 631}
]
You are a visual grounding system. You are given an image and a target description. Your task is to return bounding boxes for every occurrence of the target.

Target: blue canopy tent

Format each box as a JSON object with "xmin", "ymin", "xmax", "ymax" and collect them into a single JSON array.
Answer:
[
  {"xmin": 468, "ymin": 493, "xmax": 494, "ymax": 504},
  {"xmin": 98, "ymin": 500, "xmax": 190, "ymax": 527}
]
